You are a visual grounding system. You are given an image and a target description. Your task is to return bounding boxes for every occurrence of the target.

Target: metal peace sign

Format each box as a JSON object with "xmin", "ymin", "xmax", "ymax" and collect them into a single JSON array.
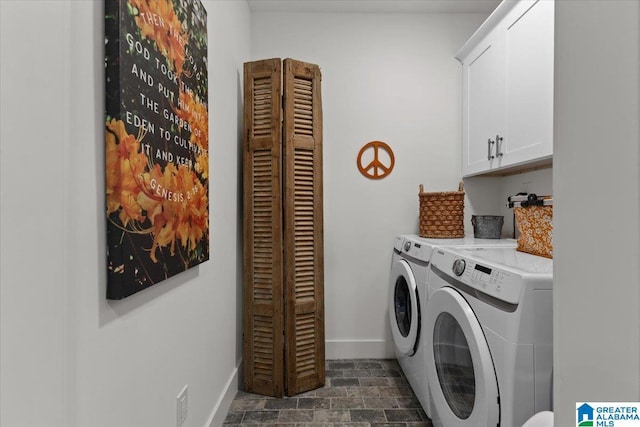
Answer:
[{"xmin": 357, "ymin": 140, "xmax": 395, "ymax": 179}]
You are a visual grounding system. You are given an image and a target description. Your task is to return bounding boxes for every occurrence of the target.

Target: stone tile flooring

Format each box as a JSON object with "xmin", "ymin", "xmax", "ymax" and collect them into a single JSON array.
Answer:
[{"xmin": 223, "ymin": 359, "xmax": 433, "ymax": 426}]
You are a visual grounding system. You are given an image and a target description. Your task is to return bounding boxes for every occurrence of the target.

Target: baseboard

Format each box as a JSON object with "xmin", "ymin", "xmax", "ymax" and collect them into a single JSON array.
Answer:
[
  {"xmin": 325, "ymin": 339, "xmax": 395, "ymax": 359},
  {"xmin": 205, "ymin": 360, "xmax": 240, "ymax": 427}
]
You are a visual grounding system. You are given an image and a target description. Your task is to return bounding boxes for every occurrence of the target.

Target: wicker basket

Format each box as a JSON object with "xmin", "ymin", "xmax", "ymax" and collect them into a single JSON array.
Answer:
[{"xmin": 419, "ymin": 183, "xmax": 465, "ymax": 238}]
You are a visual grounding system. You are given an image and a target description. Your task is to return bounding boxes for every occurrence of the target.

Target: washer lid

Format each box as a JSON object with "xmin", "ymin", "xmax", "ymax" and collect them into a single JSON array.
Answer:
[{"xmin": 457, "ymin": 247, "xmax": 552, "ymax": 275}]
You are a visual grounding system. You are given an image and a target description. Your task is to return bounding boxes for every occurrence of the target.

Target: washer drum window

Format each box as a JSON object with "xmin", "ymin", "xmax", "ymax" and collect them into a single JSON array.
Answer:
[
  {"xmin": 394, "ymin": 275, "xmax": 412, "ymax": 337},
  {"xmin": 433, "ymin": 312, "xmax": 476, "ymax": 419},
  {"xmin": 388, "ymin": 259, "xmax": 419, "ymax": 356}
]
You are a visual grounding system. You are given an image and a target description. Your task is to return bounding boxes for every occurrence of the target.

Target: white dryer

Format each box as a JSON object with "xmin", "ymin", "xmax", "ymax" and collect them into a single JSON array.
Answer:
[
  {"xmin": 388, "ymin": 235, "xmax": 516, "ymax": 418},
  {"xmin": 424, "ymin": 246, "xmax": 553, "ymax": 427}
]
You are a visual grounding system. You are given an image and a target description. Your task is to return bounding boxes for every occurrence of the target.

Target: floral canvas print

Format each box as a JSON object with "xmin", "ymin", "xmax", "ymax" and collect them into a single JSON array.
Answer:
[{"xmin": 105, "ymin": 0, "xmax": 209, "ymax": 299}]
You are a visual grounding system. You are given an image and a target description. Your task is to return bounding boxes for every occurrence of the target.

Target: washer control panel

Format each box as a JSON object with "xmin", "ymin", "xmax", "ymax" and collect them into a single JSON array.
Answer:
[
  {"xmin": 452, "ymin": 258, "xmax": 466, "ymax": 276},
  {"xmin": 401, "ymin": 237, "xmax": 432, "ymax": 263},
  {"xmin": 432, "ymin": 250, "xmax": 523, "ymax": 304}
]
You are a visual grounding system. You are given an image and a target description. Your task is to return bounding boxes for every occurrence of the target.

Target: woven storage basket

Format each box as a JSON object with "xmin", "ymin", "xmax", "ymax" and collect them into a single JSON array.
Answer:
[{"xmin": 419, "ymin": 183, "xmax": 465, "ymax": 238}]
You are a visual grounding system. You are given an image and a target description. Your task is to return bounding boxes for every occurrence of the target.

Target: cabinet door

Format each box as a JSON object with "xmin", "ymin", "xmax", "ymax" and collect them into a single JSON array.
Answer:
[
  {"xmin": 462, "ymin": 29, "xmax": 505, "ymax": 177},
  {"xmin": 503, "ymin": 0, "xmax": 554, "ymax": 167}
]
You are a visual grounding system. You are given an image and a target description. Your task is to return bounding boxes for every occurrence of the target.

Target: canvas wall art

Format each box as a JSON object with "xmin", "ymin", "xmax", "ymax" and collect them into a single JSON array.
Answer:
[{"xmin": 105, "ymin": 0, "xmax": 209, "ymax": 299}]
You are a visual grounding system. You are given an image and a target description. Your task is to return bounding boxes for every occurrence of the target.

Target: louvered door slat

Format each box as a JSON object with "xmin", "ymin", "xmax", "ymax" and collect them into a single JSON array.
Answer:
[
  {"xmin": 243, "ymin": 58, "xmax": 284, "ymax": 398},
  {"xmin": 293, "ymin": 76, "xmax": 314, "ymax": 137},
  {"xmin": 283, "ymin": 59, "xmax": 325, "ymax": 395},
  {"xmin": 252, "ymin": 77, "xmax": 273, "ymax": 138}
]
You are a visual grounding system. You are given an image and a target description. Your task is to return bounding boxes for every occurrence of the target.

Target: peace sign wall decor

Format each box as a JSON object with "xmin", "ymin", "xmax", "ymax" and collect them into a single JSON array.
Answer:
[{"xmin": 357, "ymin": 140, "xmax": 395, "ymax": 179}]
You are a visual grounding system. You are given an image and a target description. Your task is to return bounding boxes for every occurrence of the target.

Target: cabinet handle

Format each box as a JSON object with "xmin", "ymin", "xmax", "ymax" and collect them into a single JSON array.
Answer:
[
  {"xmin": 496, "ymin": 135, "xmax": 503, "ymax": 157},
  {"xmin": 487, "ymin": 138, "xmax": 495, "ymax": 160}
]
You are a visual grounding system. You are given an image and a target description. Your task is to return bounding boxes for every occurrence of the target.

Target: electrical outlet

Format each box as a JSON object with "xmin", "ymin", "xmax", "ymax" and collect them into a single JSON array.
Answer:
[{"xmin": 177, "ymin": 385, "xmax": 188, "ymax": 427}]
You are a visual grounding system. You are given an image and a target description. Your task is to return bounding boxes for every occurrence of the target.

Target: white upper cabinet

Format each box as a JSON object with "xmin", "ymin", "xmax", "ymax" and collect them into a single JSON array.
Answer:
[
  {"xmin": 457, "ymin": 0, "xmax": 554, "ymax": 177},
  {"xmin": 463, "ymin": 28, "xmax": 505, "ymax": 175}
]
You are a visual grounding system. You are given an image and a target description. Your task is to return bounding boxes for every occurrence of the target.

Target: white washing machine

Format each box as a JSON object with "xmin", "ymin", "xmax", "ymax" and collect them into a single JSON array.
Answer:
[
  {"xmin": 424, "ymin": 246, "xmax": 553, "ymax": 427},
  {"xmin": 388, "ymin": 235, "xmax": 516, "ymax": 418}
]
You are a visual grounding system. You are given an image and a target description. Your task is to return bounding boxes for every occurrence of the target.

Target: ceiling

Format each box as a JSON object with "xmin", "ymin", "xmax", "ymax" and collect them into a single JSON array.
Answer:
[{"xmin": 247, "ymin": 0, "xmax": 502, "ymax": 14}]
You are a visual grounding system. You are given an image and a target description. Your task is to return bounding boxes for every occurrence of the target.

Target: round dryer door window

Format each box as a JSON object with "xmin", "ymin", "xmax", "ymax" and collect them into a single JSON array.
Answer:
[
  {"xmin": 433, "ymin": 312, "xmax": 475, "ymax": 419},
  {"xmin": 388, "ymin": 259, "xmax": 420, "ymax": 356},
  {"xmin": 425, "ymin": 287, "xmax": 499, "ymax": 427}
]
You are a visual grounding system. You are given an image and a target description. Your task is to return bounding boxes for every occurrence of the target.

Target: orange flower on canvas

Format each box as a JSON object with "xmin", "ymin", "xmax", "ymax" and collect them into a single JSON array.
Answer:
[
  {"xmin": 105, "ymin": 119, "xmax": 148, "ymax": 226},
  {"xmin": 105, "ymin": 0, "xmax": 208, "ymax": 297},
  {"xmin": 130, "ymin": 0, "xmax": 187, "ymax": 75},
  {"xmin": 105, "ymin": 119, "xmax": 209, "ymax": 263}
]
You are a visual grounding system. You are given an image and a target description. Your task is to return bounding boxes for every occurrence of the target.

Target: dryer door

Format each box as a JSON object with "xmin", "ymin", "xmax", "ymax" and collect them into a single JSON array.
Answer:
[
  {"xmin": 425, "ymin": 287, "xmax": 499, "ymax": 427},
  {"xmin": 388, "ymin": 259, "xmax": 420, "ymax": 356}
]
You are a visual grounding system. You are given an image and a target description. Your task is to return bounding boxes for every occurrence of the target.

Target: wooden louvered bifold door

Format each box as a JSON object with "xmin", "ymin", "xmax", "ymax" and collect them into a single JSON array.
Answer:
[
  {"xmin": 282, "ymin": 59, "xmax": 325, "ymax": 395},
  {"xmin": 243, "ymin": 58, "xmax": 284, "ymax": 397},
  {"xmin": 243, "ymin": 58, "xmax": 324, "ymax": 397}
]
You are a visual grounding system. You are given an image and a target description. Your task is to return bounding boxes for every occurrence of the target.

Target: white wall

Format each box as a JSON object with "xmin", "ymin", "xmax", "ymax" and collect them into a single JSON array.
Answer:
[
  {"xmin": 0, "ymin": 1, "xmax": 250, "ymax": 426},
  {"xmin": 251, "ymin": 11, "xmax": 488, "ymax": 357},
  {"xmin": 554, "ymin": 1, "xmax": 640, "ymax": 425},
  {"xmin": 1, "ymin": 2, "xmax": 70, "ymax": 425}
]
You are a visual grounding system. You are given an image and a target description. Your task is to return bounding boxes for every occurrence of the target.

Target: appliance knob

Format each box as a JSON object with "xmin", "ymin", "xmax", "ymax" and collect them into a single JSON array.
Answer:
[
  {"xmin": 404, "ymin": 241, "xmax": 411, "ymax": 252},
  {"xmin": 452, "ymin": 259, "xmax": 466, "ymax": 276}
]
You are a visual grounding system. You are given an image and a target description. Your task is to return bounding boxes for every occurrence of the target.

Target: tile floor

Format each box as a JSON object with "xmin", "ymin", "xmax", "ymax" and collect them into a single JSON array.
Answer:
[{"xmin": 223, "ymin": 359, "xmax": 433, "ymax": 426}]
